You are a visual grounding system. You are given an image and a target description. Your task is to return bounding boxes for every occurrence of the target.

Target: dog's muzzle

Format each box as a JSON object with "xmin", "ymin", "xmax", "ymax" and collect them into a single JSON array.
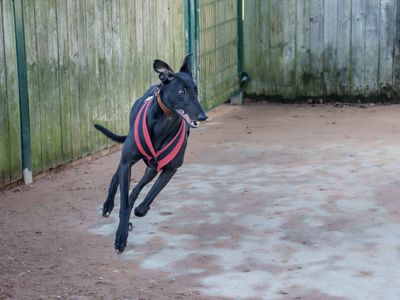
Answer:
[{"xmin": 176, "ymin": 109, "xmax": 207, "ymax": 128}]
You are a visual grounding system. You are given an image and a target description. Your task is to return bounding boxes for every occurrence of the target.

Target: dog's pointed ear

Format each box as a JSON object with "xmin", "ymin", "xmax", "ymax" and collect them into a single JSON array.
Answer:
[
  {"xmin": 153, "ymin": 59, "xmax": 174, "ymax": 83},
  {"xmin": 179, "ymin": 54, "xmax": 192, "ymax": 74}
]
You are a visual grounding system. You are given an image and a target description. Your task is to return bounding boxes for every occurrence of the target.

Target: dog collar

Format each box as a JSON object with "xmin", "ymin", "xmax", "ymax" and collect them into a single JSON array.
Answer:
[{"xmin": 156, "ymin": 93, "xmax": 172, "ymax": 116}]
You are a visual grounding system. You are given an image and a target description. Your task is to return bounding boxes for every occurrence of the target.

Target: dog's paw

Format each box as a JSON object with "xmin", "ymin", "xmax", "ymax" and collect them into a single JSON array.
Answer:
[
  {"xmin": 102, "ymin": 200, "xmax": 114, "ymax": 217},
  {"xmin": 114, "ymin": 228, "xmax": 128, "ymax": 253},
  {"xmin": 134, "ymin": 205, "xmax": 150, "ymax": 217}
]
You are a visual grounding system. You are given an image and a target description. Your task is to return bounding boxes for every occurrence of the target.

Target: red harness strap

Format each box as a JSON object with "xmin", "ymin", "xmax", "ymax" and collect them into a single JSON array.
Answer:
[{"xmin": 134, "ymin": 96, "xmax": 187, "ymax": 172}]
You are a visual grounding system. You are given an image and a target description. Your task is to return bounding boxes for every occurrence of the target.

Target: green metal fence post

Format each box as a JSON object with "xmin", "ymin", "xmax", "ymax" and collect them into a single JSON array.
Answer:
[
  {"xmin": 184, "ymin": 0, "xmax": 198, "ymax": 81},
  {"xmin": 184, "ymin": 0, "xmax": 191, "ymax": 55},
  {"xmin": 237, "ymin": 0, "xmax": 243, "ymax": 77},
  {"xmin": 13, "ymin": 0, "xmax": 32, "ymax": 184},
  {"xmin": 193, "ymin": 0, "xmax": 199, "ymax": 81}
]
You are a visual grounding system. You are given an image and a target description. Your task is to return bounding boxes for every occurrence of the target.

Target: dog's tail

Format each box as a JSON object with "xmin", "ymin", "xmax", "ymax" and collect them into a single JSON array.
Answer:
[{"xmin": 94, "ymin": 124, "xmax": 127, "ymax": 143}]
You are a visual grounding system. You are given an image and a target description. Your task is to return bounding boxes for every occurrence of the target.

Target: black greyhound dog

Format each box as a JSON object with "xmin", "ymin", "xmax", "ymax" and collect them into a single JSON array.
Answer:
[{"xmin": 94, "ymin": 56, "xmax": 207, "ymax": 252}]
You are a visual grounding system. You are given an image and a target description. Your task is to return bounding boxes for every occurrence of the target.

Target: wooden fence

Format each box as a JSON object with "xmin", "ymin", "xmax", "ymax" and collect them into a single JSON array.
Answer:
[
  {"xmin": 3, "ymin": 0, "xmax": 400, "ymax": 188},
  {"xmin": 0, "ymin": 0, "xmax": 186, "ymax": 187},
  {"xmin": 0, "ymin": 0, "xmax": 240, "ymax": 188},
  {"xmin": 244, "ymin": 0, "xmax": 400, "ymax": 100}
]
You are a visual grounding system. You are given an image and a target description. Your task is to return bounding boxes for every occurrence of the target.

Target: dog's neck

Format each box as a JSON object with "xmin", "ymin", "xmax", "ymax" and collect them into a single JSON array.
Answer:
[{"xmin": 146, "ymin": 90, "xmax": 182, "ymax": 149}]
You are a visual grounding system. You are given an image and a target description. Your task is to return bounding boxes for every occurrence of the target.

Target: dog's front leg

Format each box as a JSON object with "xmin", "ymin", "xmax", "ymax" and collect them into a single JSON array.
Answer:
[
  {"xmin": 128, "ymin": 167, "xmax": 158, "ymax": 209},
  {"xmin": 115, "ymin": 163, "xmax": 131, "ymax": 253},
  {"xmin": 134, "ymin": 168, "xmax": 177, "ymax": 217}
]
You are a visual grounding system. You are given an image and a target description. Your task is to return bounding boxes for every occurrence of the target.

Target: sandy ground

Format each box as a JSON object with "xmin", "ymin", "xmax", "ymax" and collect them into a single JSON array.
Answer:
[{"xmin": 1, "ymin": 101, "xmax": 400, "ymax": 300}]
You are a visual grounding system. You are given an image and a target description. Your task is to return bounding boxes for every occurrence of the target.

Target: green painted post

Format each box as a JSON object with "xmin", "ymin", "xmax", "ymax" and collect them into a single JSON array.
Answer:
[
  {"xmin": 193, "ymin": 0, "xmax": 199, "ymax": 81},
  {"xmin": 184, "ymin": 0, "xmax": 191, "ymax": 55},
  {"xmin": 184, "ymin": 0, "xmax": 198, "ymax": 81},
  {"xmin": 13, "ymin": 0, "xmax": 32, "ymax": 184},
  {"xmin": 237, "ymin": 0, "xmax": 243, "ymax": 77}
]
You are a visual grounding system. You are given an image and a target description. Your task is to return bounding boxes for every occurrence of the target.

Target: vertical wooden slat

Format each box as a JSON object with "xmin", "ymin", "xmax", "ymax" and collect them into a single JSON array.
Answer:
[
  {"xmin": 351, "ymin": 0, "xmax": 366, "ymax": 96},
  {"xmin": 364, "ymin": 0, "xmax": 380, "ymax": 97},
  {"xmin": 132, "ymin": 0, "xmax": 139, "ymax": 101},
  {"xmin": 379, "ymin": 0, "xmax": 396, "ymax": 97},
  {"xmin": 394, "ymin": 0, "xmax": 400, "ymax": 98},
  {"xmin": 257, "ymin": 0, "xmax": 269, "ymax": 95},
  {"xmin": 77, "ymin": 0, "xmax": 90, "ymax": 155},
  {"xmin": 35, "ymin": 0, "xmax": 62, "ymax": 169},
  {"xmin": 56, "ymin": 0, "xmax": 72, "ymax": 162},
  {"xmin": 119, "ymin": 0, "xmax": 129, "ymax": 134},
  {"xmin": 269, "ymin": 0, "xmax": 284, "ymax": 95},
  {"xmin": 103, "ymin": 0, "xmax": 113, "ymax": 147},
  {"xmin": 0, "ymin": 0, "xmax": 10, "ymax": 185},
  {"xmin": 96, "ymin": 0, "xmax": 107, "ymax": 147},
  {"xmin": 282, "ymin": 0, "xmax": 297, "ymax": 97},
  {"xmin": 309, "ymin": 0, "xmax": 324, "ymax": 96},
  {"xmin": 85, "ymin": 0, "xmax": 97, "ymax": 153},
  {"xmin": 243, "ymin": 0, "xmax": 257, "ymax": 94},
  {"xmin": 323, "ymin": 0, "xmax": 338, "ymax": 96},
  {"xmin": 24, "ymin": 1, "xmax": 41, "ymax": 173},
  {"xmin": 296, "ymin": 0, "xmax": 311, "ymax": 97},
  {"xmin": 336, "ymin": 0, "xmax": 352, "ymax": 96},
  {"xmin": 67, "ymin": 0, "xmax": 81, "ymax": 159},
  {"xmin": 111, "ymin": 0, "xmax": 122, "ymax": 134},
  {"xmin": 3, "ymin": 0, "xmax": 22, "ymax": 183}
]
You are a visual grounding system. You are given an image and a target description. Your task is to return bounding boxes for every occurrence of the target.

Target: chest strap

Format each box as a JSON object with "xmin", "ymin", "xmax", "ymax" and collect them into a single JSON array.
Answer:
[{"xmin": 134, "ymin": 96, "xmax": 187, "ymax": 172}]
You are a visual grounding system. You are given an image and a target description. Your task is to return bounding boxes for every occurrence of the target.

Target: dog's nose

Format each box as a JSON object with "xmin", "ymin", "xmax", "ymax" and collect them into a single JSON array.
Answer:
[{"xmin": 197, "ymin": 112, "xmax": 208, "ymax": 122}]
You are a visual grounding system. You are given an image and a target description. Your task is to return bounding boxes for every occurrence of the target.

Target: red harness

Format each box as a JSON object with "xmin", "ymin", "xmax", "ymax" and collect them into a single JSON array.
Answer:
[{"xmin": 134, "ymin": 96, "xmax": 187, "ymax": 172}]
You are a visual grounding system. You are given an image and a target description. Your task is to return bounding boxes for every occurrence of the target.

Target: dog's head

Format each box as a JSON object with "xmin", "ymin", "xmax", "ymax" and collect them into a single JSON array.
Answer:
[{"xmin": 153, "ymin": 55, "xmax": 207, "ymax": 128}]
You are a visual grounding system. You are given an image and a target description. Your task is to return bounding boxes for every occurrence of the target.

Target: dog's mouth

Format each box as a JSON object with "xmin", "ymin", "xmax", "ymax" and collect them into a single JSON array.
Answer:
[{"xmin": 175, "ymin": 109, "xmax": 199, "ymax": 128}]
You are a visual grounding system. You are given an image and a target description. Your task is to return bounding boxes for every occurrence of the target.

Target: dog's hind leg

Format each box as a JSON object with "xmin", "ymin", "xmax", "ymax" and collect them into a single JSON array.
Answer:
[
  {"xmin": 134, "ymin": 168, "xmax": 177, "ymax": 217},
  {"xmin": 102, "ymin": 166, "xmax": 119, "ymax": 217},
  {"xmin": 129, "ymin": 167, "xmax": 158, "ymax": 209}
]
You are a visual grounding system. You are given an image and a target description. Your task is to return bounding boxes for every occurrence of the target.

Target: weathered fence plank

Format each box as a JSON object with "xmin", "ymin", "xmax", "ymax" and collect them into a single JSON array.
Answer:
[
  {"xmin": 351, "ymin": 0, "xmax": 366, "ymax": 96},
  {"xmin": 296, "ymin": 0, "xmax": 311, "ymax": 96},
  {"xmin": 0, "ymin": 0, "xmax": 8, "ymax": 185},
  {"xmin": 282, "ymin": 0, "xmax": 297, "ymax": 97},
  {"xmin": 67, "ymin": 0, "xmax": 82, "ymax": 160},
  {"xmin": 365, "ymin": 0, "xmax": 380, "ymax": 96},
  {"xmin": 336, "ymin": 0, "xmax": 352, "ymax": 96},
  {"xmin": 23, "ymin": 1, "xmax": 40, "ymax": 173},
  {"xmin": 56, "ymin": 0, "xmax": 72, "ymax": 162},
  {"xmin": 379, "ymin": 0, "xmax": 396, "ymax": 98},
  {"xmin": 3, "ymin": 0, "xmax": 21, "ymax": 182},
  {"xmin": 309, "ymin": 0, "xmax": 324, "ymax": 97},
  {"xmin": 257, "ymin": 0, "xmax": 270, "ymax": 95},
  {"xmin": 323, "ymin": 0, "xmax": 338, "ymax": 96},
  {"xmin": 269, "ymin": 0, "xmax": 284, "ymax": 95},
  {"xmin": 1, "ymin": 0, "xmax": 22, "ymax": 186}
]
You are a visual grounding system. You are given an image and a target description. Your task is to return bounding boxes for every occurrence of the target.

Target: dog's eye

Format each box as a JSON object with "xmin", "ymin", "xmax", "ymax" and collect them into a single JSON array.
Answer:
[{"xmin": 178, "ymin": 89, "xmax": 186, "ymax": 95}]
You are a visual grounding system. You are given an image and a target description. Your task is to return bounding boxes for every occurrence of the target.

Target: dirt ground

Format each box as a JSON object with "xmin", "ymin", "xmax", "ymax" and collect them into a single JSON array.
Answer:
[{"xmin": 2, "ymin": 101, "xmax": 400, "ymax": 300}]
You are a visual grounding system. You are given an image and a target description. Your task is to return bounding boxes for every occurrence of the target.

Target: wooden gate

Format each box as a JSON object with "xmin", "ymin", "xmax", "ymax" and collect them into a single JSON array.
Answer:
[{"xmin": 195, "ymin": 0, "xmax": 241, "ymax": 109}]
